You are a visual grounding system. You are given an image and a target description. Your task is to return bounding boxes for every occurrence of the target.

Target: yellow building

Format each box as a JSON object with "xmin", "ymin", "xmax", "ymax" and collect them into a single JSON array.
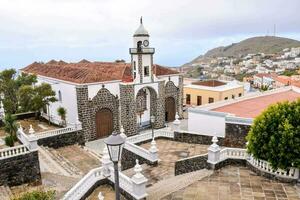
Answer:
[{"xmin": 184, "ymin": 80, "xmax": 244, "ymax": 106}]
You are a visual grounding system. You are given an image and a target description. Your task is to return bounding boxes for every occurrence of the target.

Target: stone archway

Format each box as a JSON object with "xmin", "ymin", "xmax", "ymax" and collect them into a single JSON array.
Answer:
[
  {"xmin": 165, "ymin": 97, "xmax": 176, "ymax": 122},
  {"xmin": 95, "ymin": 108, "xmax": 113, "ymax": 139},
  {"xmin": 136, "ymin": 87, "xmax": 157, "ymax": 128}
]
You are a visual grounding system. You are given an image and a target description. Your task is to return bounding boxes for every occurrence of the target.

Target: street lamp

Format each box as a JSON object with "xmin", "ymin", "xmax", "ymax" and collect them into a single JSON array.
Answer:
[
  {"xmin": 150, "ymin": 115, "xmax": 155, "ymax": 139},
  {"xmin": 104, "ymin": 131, "xmax": 125, "ymax": 200}
]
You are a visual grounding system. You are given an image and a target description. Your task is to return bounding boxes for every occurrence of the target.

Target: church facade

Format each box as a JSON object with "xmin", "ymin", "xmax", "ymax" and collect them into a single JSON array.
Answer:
[{"xmin": 22, "ymin": 20, "xmax": 183, "ymax": 141}]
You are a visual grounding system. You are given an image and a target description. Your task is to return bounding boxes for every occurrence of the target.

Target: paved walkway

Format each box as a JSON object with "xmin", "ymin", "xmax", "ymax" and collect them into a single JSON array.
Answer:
[{"xmin": 163, "ymin": 166, "xmax": 300, "ymax": 200}]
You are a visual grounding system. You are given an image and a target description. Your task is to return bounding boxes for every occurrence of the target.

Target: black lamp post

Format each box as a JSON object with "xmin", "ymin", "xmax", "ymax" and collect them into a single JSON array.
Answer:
[
  {"xmin": 150, "ymin": 115, "xmax": 155, "ymax": 139},
  {"xmin": 104, "ymin": 131, "xmax": 125, "ymax": 200}
]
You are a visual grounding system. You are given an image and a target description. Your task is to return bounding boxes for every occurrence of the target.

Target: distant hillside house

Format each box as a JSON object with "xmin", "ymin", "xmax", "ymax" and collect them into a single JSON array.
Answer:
[
  {"xmin": 184, "ymin": 80, "xmax": 244, "ymax": 106},
  {"xmin": 21, "ymin": 20, "xmax": 183, "ymax": 141}
]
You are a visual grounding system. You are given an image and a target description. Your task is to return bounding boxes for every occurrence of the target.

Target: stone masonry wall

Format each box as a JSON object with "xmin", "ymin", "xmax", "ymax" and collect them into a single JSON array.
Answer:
[
  {"xmin": 120, "ymin": 84, "xmax": 137, "ymax": 136},
  {"xmin": 0, "ymin": 151, "xmax": 41, "ymax": 186},
  {"xmin": 37, "ymin": 131, "xmax": 83, "ymax": 148},
  {"xmin": 224, "ymin": 123, "xmax": 251, "ymax": 148},
  {"xmin": 175, "ymin": 154, "xmax": 208, "ymax": 176},
  {"xmin": 121, "ymin": 148, "xmax": 158, "ymax": 170},
  {"xmin": 76, "ymin": 85, "xmax": 119, "ymax": 141},
  {"xmin": 165, "ymin": 80, "xmax": 180, "ymax": 118},
  {"xmin": 154, "ymin": 81, "xmax": 166, "ymax": 129},
  {"xmin": 177, "ymin": 75, "xmax": 184, "ymax": 118}
]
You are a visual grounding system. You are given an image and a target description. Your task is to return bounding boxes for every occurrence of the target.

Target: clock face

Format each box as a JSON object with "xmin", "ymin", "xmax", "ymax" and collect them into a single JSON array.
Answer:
[{"xmin": 143, "ymin": 40, "xmax": 149, "ymax": 47}]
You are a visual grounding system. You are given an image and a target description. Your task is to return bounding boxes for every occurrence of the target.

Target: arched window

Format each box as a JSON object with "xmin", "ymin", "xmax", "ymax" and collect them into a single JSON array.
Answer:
[{"xmin": 58, "ymin": 90, "xmax": 62, "ymax": 102}]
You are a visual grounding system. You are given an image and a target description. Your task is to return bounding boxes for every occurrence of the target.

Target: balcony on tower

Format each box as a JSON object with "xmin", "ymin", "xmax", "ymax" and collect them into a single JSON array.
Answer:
[{"xmin": 129, "ymin": 48, "xmax": 155, "ymax": 54}]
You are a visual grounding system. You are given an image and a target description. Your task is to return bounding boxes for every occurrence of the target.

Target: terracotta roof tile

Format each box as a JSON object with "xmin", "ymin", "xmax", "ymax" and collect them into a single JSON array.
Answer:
[{"xmin": 21, "ymin": 60, "xmax": 178, "ymax": 84}]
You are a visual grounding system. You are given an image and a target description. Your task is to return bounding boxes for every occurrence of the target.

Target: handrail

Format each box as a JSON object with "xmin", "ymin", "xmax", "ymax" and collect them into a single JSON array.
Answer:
[
  {"xmin": 0, "ymin": 145, "xmax": 29, "ymax": 159},
  {"xmin": 36, "ymin": 124, "xmax": 82, "ymax": 139},
  {"xmin": 124, "ymin": 142, "xmax": 156, "ymax": 162}
]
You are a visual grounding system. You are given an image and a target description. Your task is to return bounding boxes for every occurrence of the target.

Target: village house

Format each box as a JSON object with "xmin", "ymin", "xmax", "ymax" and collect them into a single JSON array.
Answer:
[{"xmin": 21, "ymin": 19, "xmax": 183, "ymax": 142}]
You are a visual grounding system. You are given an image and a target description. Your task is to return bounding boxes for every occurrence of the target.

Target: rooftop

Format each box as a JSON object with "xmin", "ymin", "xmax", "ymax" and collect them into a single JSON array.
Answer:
[
  {"xmin": 21, "ymin": 60, "xmax": 178, "ymax": 84},
  {"xmin": 192, "ymin": 80, "xmax": 226, "ymax": 87},
  {"xmin": 212, "ymin": 88, "xmax": 300, "ymax": 118},
  {"xmin": 185, "ymin": 80, "xmax": 243, "ymax": 92}
]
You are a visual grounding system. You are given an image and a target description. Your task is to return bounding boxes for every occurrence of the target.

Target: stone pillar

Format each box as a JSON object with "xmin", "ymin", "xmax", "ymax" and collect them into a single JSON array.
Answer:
[
  {"xmin": 101, "ymin": 146, "xmax": 113, "ymax": 177},
  {"xmin": 131, "ymin": 159, "xmax": 148, "ymax": 199},
  {"xmin": 173, "ymin": 112, "xmax": 181, "ymax": 131},
  {"xmin": 120, "ymin": 84, "xmax": 137, "ymax": 136},
  {"xmin": 76, "ymin": 85, "xmax": 90, "ymax": 142},
  {"xmin": 207, "ymin": 136, "xmax": 221, "ymax": 168},
  {"xmin": 177, "ymin": 75, "xmax": 184, "ymax": 119},
  {"xmin": 154, "ymin": 81, "xmax": 165, "ymax": 129},
  {"xmin": 27, "ymin": 125, "xmax": 38, "ymax": 151},
  {"xmin": 149, "ymin": 139, "xmax": 158, "ymax": 161}
]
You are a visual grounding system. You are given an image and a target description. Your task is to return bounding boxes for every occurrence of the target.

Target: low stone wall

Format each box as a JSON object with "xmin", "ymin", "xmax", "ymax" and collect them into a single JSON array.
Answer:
[
  {"xmin": 175, "ymin": 123, "xmax": 250, "ymax": 148},
  {"xmin": 0, "ymin": 151, "xmax": 41, "ymax": 186},
  {"xmin": 175, "ymin": 154, "xmax": 208, "ymax": 176},
  {"xmin": 224, "ymin": 123, "xmax": 250, "ymax": 148},
  {"xmin": 121, "ymin": 148, "xmax": 158, "ymax": 171},
  {"xmin": 14, "ymin": 112, "xmax": 36, "ymax": 120},
  {"xmin": 37, "ymin": 130, "xmax": 84, "ymax": 149},
  {"xmin": 211, "ymin": 159, "xmax": 247, "ymax": 170}
]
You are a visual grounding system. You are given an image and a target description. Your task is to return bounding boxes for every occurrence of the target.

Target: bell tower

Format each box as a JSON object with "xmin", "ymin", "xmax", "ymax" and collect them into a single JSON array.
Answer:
[{"xmin": 130, "ymin": 17, "xmax": 155, "ymax": 84}]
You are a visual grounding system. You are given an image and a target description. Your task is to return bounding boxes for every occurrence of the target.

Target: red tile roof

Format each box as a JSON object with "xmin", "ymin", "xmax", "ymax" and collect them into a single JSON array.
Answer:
[
  {"xmin": 213, "ymin": 90, "xmax": 300, "ymax": 118},
  {"xmin": 21, "ymin": 60, "xmax": 179, "ymax": 84}
]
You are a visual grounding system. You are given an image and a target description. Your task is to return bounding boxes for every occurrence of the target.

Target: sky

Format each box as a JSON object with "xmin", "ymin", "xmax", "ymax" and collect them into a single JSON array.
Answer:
[{"xmin": 0, "ymin": 0, "xmax": 300, "ymax": 70}]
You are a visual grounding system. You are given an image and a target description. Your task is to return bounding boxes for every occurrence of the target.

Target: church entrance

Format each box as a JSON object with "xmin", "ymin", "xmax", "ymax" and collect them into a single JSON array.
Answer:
[
  {"xmin": 165, "ymin": 97, "xmax": 176, "ymax": 122},
  {"xmin": 95, "ymin": 108, "xmax": 113, "ymax": 139}
]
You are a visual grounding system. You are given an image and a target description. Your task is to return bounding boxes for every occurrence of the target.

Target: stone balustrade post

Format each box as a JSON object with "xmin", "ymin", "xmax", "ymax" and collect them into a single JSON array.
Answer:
[
  {"xmin": 120, "ymin": 125, "xmax": 127, "ymax": 140},
  {"xmin": 207, "ymin": 136, "xmax": 221, "ymax": 168},
  {"xmin": 101, "ymin": 146, "xmax": 113, "ymax": 177},
  {"xmin": 131, "ymin": 159, "xmax": 148, "ymax": 199},
  {"xmin": 149, "ymin": 138, "xmax": 158, "ymax": 161},
  {"xmin": 172, "ymin": 112, "xmax": 181, "ymax": 131},
  {"xmin": 27, "ymin": 125, "xmax": 38, "ymax": 151}
]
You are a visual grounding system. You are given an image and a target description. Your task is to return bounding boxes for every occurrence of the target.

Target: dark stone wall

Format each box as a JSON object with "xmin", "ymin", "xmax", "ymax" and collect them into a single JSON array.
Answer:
[
  {"xmin": 121, "ymin": 148, "xmax": 158, "ymax": 171},
  {"xmin": 120, "ymin": 84, "xmax": 137, "ymax": 136},
  {"xmin": 0, "ymin": 151, "xmax": 41, "ymax": 186},
  {"xmin": 175, "ymin": 154, "xmax": 208, "ymax": 176},
  {"xmin": 174, "ymin": 122, "xmax": 251, "ymax": 148},
  {"xmin": 37, "ymin": 131, "xmax": 83, "ymax": 148},
  {"xmin": 224, "ymin": 123, "xmax": 251, "ymax": 148},
  {"xmin": 154, "ymin": 81, "xmax": 166, "ymax": 129},
  {"xmin": 211, "ymin": 159, "xmax": 247, "ymax": 170},
  {"xmin": 76, "ymin": 85, "xmax": 119, "ymax": 141}
]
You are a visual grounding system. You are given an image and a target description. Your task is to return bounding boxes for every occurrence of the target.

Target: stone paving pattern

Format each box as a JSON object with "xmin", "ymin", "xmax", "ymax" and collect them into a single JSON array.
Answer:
[{"xmin": 163, "ymin": 166, "xmax": 300, "ymax": 200}]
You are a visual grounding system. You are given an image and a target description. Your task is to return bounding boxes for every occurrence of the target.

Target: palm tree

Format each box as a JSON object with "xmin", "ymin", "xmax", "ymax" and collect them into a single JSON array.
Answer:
[
  {"xmin": 4, "ymin": 114, "xmax": 18, "ymax": 146},
  {"xmin": 57, "ymin": 107, "xmax": 67, "ymax": 127}
]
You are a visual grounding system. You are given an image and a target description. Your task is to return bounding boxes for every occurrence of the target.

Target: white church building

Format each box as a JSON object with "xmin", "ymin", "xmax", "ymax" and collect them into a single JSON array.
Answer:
[{"xmin": 22, "ymin": 19, "xmax": 183, "ymax": 141}]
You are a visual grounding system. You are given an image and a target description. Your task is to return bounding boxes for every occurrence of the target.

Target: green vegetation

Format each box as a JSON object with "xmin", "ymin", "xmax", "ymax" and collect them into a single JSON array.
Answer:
[
  {"xmin": 57, "ymin": 107, "xmax": 67, "ymax": 127},
  {"xmin": 3, "ymin": 114, "xmax": 18, "ymax": 147},
  {"xmin": 281, "ymin": 69, "xmax": 299, "ymax": 76},
  {"xmin": 0, "ymin": 69, "xmax": 57, "ymax": 115},
  {"xmin": 12, "ymin": 190, "xmax": 55, "ymax": 200},
  {"xmin": 247, "ymin": 100, "xmax": 300, "ymax": 169}
]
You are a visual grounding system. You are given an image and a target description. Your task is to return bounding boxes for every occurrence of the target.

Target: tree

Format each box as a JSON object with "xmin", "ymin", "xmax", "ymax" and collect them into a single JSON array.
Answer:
[
  {"xmin": 0, "ymin": 69, "xmax": 37, "ymax": 114},
  {"xmin": 247, "ymin": 100, "xmax": 300, "ymax": 169},
  {"xmin": 17, "ymin": 85, "xmax": 35, "ymax": 112},
  {"xmin": 4, "ymin": 114, "xmax": 18, "ymax": 146},
  {"xmin": 32, "ymin": 83, "xmax": 57, "ymax": 115},
  {"xmin": 57, "ymin": 107, "xmax": 67, "ymax": 127}
]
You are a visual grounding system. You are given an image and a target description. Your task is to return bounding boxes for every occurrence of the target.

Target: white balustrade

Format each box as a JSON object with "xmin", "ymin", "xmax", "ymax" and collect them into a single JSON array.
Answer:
[
  {"xmin": 35, "ymin": 123, "xmax": 82, "ymax": 140},
  {"xmin": 17, "ymin": 126, "xmax": 38, "ymax": 151},
  {"xmin": 126, "ymin": 130, "xmax": 174, "ymax": 144},
  {"xmin": 0, "ymin": 145, "xmax": 29, "ymax": 159},
  {"xmin": 124, "ymin": 142, "xmax": 157, "ymax": 162}
]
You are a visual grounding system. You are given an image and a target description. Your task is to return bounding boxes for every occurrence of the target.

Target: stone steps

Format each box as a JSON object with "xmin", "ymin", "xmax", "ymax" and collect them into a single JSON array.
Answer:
[
  {"xmin": 0, "ymin": 185, "xmax": 12, "ymax": 200},
  {"xmin": 38, "ymin": 146, "xmax": 81, "ymax": 178},
  {"xmin": 146, "ymin": 169, "xmax": 213, "ymax": 200}
]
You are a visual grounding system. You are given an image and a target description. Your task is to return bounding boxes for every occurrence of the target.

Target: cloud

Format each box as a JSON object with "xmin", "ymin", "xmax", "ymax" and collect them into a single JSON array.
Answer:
[{"xmin": 0, "ymin": 0, "xmax": 299, "ymax": 68}]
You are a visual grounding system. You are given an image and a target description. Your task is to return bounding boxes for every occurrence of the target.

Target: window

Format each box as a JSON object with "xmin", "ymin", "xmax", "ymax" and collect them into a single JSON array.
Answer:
[
  {"xmin": 197, "ymin": 96, "xmax": 202, "ymax": 106},
  {"xmin": 238, "ymin": 93, "xmax": 242, "ymax": 97},
  {"xmin": 144, "ymin": 66, "xmax": 149, "ymax": 77},
  {"xmin": 232, "ymin": 95, "xmax": 235, "ymax": 99},
  {"xmin": 133, "ymin": 61, "xmax": 136, "ymax": 70},
  {"xmin": 186, "ymin": 94, "xmax": 191, "ymax": 105},
  {"xmin": 208, "ymin": 97, "xmax": 214, "ymax": 103},
  {"xmin": 224, "ymin": 97, "xmax": 228, "ymax": 100},
  {"xmin": 134, "ymin": 72, "xmax": 136, "ymax": 79},
  {"xmin": 58, "ymin": 90, "xmax": 62, "ymax": 102}
]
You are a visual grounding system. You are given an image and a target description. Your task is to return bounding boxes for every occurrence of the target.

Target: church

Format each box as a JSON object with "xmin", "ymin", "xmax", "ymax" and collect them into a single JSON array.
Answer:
[{"xmin": 22, "ymin": 19, "xmax": 183, "ymax": 141}]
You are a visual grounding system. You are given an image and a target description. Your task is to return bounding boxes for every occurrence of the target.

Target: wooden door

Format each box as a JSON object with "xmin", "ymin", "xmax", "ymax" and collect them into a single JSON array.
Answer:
[
  {"xmin": 165, "ymin": 97, "xmax": 176, "ymax": 122},
  {"xmin": 96, "ymin": 108, "xmax": 113, "ymax": 139}
]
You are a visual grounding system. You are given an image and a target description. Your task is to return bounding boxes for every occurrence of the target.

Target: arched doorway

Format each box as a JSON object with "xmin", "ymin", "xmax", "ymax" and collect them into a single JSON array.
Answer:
[
  {"xmin": 95, "ymin": 108, "xmax": 113, "ymax": 139},
  {"xmin": 165, "ymin": 97, "xmax": 176, "ymax": 122}
]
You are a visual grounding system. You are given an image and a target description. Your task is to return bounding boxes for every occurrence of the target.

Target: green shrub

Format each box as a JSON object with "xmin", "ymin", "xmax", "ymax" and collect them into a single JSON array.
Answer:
[
  {"xmin": 12, "ymin": 190, "xmax": 55, "ymax": 200},
  {"xmin": 4, "ymin": 135, "xmax": 14, "ymax": 147},
  {"xmin": 247, "ymin": 99, "xmax": 300, "ymax": 170}
]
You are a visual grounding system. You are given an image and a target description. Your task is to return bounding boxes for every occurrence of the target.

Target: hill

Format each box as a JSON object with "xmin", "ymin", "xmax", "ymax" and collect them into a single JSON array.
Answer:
[{"xmin": 204, "ymin": 36, "xmax": 300, "ymax": 58}]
